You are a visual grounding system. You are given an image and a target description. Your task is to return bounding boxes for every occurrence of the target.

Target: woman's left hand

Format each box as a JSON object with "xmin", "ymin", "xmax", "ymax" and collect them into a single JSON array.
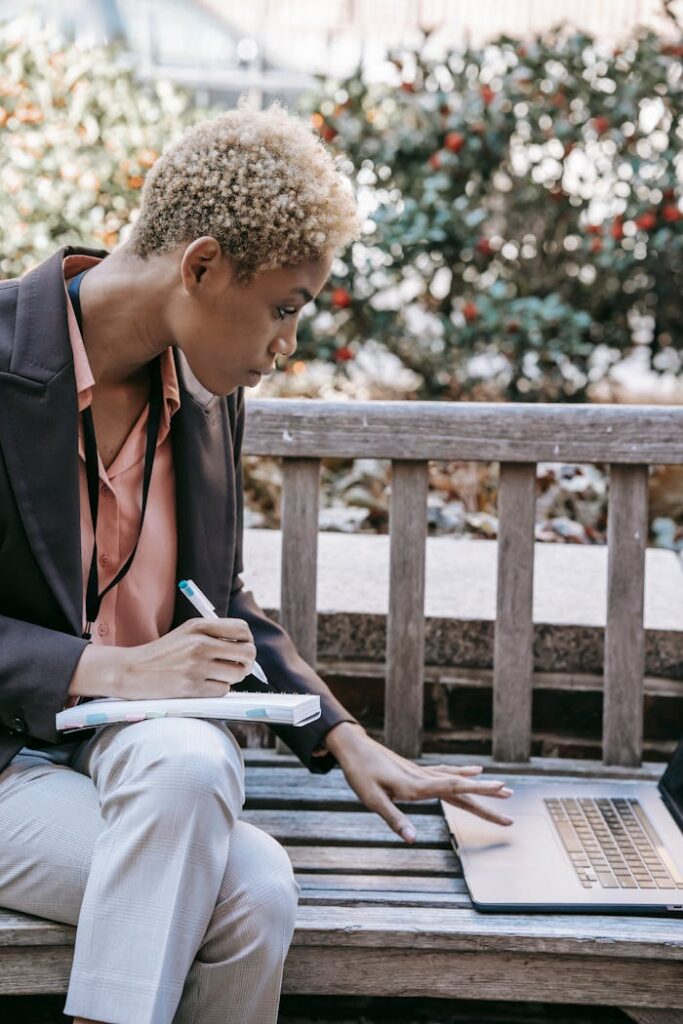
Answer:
[{"xmin": 323, "ymin": 722, "xmax": 514, "ymax": 843}]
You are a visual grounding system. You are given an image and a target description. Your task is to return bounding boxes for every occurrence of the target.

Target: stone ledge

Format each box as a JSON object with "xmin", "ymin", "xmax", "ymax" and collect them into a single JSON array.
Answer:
[{"xmin": 242, "ymin": 530, "xmax": 683, "ymax": 678}]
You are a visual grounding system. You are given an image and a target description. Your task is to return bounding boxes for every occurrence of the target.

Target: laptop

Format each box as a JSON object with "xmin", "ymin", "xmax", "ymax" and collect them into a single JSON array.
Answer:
[{"xmin": 441, "ymin": 737, "xmax": 683, "ymax": 913}]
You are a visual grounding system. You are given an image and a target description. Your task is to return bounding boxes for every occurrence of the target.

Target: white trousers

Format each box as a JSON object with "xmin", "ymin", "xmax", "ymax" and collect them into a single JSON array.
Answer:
[{"xmin": 0, "ymin": 717, "xmax": 299, "ymax": 1024}]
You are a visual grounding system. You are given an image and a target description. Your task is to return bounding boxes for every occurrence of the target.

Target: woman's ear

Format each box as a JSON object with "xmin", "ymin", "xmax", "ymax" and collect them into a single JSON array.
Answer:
[{"xmin": 181, "ymin": 236, "xmax": 232, "ymax": 290}]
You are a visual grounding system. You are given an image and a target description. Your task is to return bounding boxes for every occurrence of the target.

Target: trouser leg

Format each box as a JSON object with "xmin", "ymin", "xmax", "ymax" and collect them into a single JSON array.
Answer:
[
  {"xmin": 63, "ymin": 717, "xmax": 246, "ymax": 1024},
  {"xmin": 172, "ymin": 820, "xmax": 299, "ymax": 1024},
  {"xmin": 0, "ymin": 718, "xmax": 298, "ymax": 1024}
]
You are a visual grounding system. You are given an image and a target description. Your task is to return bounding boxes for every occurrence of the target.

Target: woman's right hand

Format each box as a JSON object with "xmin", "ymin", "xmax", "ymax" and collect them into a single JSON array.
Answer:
[{"xmin": 68, "ymin": 618, "xmax": 258, "ymax": 701}]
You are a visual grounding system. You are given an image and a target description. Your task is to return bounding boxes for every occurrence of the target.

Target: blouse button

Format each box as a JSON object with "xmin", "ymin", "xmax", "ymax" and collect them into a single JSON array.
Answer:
[{"xmin": 97, "ymin": 623, "xmax": 109, "ymax": 637}]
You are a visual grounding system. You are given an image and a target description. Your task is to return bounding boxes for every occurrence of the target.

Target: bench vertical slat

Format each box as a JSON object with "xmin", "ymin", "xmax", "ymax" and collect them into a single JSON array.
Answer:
[
  {"xmin": 492, "ymin": 462, "xmax": 536, "ymax": 763},
  {"xmin": 603, "ymin": 464, "xmax": 649, "ymax": 767},
  {"xmin": 277, "ymin": 458, "xmax": 321, "ymax": 754},
  {"xmin": 385, "ymin": 460, "xmax": 428, "ymax": 758}
]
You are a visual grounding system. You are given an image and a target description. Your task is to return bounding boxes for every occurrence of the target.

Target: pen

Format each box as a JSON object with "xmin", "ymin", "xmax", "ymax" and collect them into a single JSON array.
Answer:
[{"xmin": 178, "ymin": 579, "xmax": 270, "ymax": 686}]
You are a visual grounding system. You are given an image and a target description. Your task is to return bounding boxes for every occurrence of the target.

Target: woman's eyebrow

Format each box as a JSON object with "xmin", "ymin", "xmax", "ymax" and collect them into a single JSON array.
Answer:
[{"xmin": 291, "ymin": 287, "xmax": 313, "ymax": 303}]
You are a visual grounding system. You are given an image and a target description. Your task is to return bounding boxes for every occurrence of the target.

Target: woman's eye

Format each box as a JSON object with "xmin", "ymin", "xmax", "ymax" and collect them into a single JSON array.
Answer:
[{"xmin": 277, "ymin": 306, "xmax": 298, "ymax": 320}]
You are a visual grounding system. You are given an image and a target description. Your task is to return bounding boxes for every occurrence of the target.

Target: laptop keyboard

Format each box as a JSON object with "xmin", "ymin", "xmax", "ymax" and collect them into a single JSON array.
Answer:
[{"xmin": 545, "ymin": 796, "xmax": 683, "ymax": 890}]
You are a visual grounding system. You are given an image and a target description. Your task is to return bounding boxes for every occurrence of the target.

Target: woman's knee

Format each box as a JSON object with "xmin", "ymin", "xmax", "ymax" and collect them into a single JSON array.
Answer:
[
  {"xmin": 90, "ymin": 717, "xmax": 245, "ymax": 810},
  {"xmin": 219, "ymin": 822, "xmax": 299, "ymax": 941}
]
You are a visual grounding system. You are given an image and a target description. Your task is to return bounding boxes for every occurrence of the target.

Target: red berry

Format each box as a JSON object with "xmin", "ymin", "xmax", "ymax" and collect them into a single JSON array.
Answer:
[
  {"xmin": 635, "ymin": 211, "xmax": 656, "ymax": 231},
  {"xmin": 476, "ymin": 237, "xmax": 493, "ymax": 256},
  {"xmin": 586, "ymin": 223, "xmax": 602, "ymax": 236},
  {"xmin": 321, "ymin": 124, "xmax": 337, "ymax": 142},
  {"xmin": 462, "ymin": 302, "xmax": 479, "ymax": 323},
  {"xmin": 481, "ymin": 84, "xmax": 495, "ymax": 105},
  {"xmin": 505, "ymin": 320, "xmax": 520, "ymax": 333},
  {"xmin": 331, "ymin": 288, "xmax": 352, "ymax": 309},
  {"xmin": 591, "ymin": 238, "xmax": 603, "ymax": 254},
  {"xmin": 592, "ymin": 115, "xmax": 610, "ymax": 135},
  {"xmin": 662, "ymin": 204, "xmax": 682, "ymax": 223},
  {"xmin": 334, "ymin": 346, "xmax": 354, "ymax": 361},
  {"xmin": 611, "ymin": 217, "xmax": 624, "ymax": 241},
  {"xmin": 428, "ymin": 151, "xmax": 442, "ymax": 170},
  {"xmin": 444, "ymin": 131, "xmax": 465, "ymax": 153},
  {"xmin": 400, "ymin": 81, "xmax": 415, "ymax": 93}
]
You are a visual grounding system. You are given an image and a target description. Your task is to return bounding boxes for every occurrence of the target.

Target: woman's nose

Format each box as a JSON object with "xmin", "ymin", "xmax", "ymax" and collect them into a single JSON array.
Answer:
[{"xmin": 272, "ymin": 332, "xmax": 297, "ymax": 359}]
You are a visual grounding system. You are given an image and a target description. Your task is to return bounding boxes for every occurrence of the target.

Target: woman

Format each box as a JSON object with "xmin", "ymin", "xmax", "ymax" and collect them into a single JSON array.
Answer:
[{"xmin": 0, "ymin": 100, "xmax": 512, "ymax": 1024}]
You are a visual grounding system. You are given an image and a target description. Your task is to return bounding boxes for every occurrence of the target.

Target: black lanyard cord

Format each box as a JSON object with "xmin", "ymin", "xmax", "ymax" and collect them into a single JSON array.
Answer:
[{"xmin": 67, "ymin": 270, "xmax": 163, "ymax": 640}]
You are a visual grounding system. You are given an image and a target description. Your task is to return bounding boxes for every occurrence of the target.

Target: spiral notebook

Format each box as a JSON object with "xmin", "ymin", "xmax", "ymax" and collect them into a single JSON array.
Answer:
[{"xmin": 56, "ymin": 693, "xmax": 321, "ymax": 733}]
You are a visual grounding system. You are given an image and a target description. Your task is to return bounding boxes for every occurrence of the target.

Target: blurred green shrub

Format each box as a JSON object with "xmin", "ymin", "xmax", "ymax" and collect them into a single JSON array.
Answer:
[
  {"xmin": 0, "ymin": 16, "xmax": 194, "ymax": 277},
  {"xmin": 298, "ymin": 25, "xmax": 683, "ymax": 400}
]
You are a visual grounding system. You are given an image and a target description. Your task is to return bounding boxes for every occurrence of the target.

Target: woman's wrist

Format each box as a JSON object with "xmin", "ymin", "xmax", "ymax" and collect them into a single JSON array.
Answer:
[
  {"xmin": 68, "ymin": 643, "xmax": 130, "ymax": 700},
  {"xmin": 322, "ymin": 721, "xmax": 368, "ymax": 761}
]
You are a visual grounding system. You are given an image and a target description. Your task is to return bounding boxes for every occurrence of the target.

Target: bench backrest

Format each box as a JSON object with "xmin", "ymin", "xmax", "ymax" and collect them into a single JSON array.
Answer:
[{"xmin": 243, "ymin": 399, "xmax": 683, "ymax": 768}]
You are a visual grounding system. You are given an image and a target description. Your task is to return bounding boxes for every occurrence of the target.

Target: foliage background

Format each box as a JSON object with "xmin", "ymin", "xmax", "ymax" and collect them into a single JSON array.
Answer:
[{"xmin": 298, "ymin": 22, "xmax": 683, "ymax": 402}]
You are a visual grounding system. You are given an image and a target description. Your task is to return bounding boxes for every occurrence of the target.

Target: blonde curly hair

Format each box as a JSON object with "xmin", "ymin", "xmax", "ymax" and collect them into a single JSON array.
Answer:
[{"xmin": 130, "ymin": 99, "xmax": 362, "ymax": 283}]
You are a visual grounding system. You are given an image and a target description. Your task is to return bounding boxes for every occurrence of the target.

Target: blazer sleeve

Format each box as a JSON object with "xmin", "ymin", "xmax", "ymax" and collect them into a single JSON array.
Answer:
[
  {"xmin": 0, "ymin": 614, "xmax": 90, "ymax": 744},
  {"xmin": 227, "ymin": 390, "xmax": 359, "ymax": 774}
]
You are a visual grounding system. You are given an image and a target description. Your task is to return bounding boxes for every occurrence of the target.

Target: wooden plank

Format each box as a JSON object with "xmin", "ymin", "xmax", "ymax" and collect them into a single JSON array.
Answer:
[
  {"xmin": 243, "ymin": 399, "xmax": 683, "ymax": 464},
  {"xmin": 283, "ymin": 947, "xmax": 683, "ymax": 1006},
  {"xmin": 242, "ymin": 809, "xmax": 449, "ymax": 847},
  {"xmin": 295, "ymin": 873, "xmax": 466, "ymax": 894},
  {"xmin": 603, "ymin": 464, "xmax": 649, "ymax": 767},
  {"xmin": 277, "ymin": 457, "xmax": 320, "ymax": 754},
  {"xmin": 385, "ymin": 460, "xmax": 428, "ymax": 758},
  {"xmin": 316, "ymin": 659, "xmax": 683, "ymax": 699},
  {"xmin": 290, "ymin": 905, "xmax": 683, "ymax": 959},
  {"xmin": 492, "ymin": 463, "xmax": 536, "ymax": 762},
  {"xmin": 280, "ymin": 458, "xmax": 320, "ymax": 666},
  {"xmin": 297, "ymin": 888, "xmax": 470, "ymax": 909},
  {"xmin": 243, "ymin": 748, "xmax": 668, "ymax": 781},
  {"xmin": 283, "ymin": 845, "xmax": 458, "ymax": 875}
]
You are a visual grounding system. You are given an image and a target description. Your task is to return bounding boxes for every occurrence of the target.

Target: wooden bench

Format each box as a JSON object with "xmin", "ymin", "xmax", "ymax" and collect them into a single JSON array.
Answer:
[{"xmin": 2, "ymin": 399, "xmax": 682, "ymax": 1022}]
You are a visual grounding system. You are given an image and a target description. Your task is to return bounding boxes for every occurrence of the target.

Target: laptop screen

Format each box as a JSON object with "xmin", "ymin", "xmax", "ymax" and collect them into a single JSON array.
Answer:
[{"xmin": 659, "ymin": 737, "xmax": 683, "ymax": 830}]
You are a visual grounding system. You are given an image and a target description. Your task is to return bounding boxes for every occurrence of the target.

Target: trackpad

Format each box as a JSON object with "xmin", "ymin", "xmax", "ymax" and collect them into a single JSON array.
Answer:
[{"xmin": 459, "ymin": 814, "xmax": 568, "ymax": 903}]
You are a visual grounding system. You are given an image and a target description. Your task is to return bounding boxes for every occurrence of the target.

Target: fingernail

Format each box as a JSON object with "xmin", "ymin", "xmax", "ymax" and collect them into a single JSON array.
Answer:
[
  {"xmin": 501, "ymin": 787, "xmax": 514, "ymax": 796},
  {"xmin": 401, "ymin": 825, "xmax": 416, "ymax": 842}
]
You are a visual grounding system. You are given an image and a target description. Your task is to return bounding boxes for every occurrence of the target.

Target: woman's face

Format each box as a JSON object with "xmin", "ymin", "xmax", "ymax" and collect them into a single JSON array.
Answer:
[{"xmin": 169, "ymin": 237, "xmax": 333, "ymax": 396}]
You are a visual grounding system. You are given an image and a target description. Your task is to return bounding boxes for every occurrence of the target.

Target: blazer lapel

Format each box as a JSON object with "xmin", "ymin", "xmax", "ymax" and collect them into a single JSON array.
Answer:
[
  {"xmin": 0, "ymin": 247, "xmax": 97, "ymax": 634},
  {"xmin": 171, "ymin": 350, "xmax": 235, "ymax": 627}
]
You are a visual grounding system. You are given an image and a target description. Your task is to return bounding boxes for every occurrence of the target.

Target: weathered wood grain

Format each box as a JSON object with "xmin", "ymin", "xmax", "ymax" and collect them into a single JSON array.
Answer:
[
  {"xmin": 603, "ymin": 464, "xmax": 649, "ymax": 767},
  {"xmin": 315, "ymin": 659, "xmax": 683, "ymax": 699},
  {"xmin": 290, "ymin": 905, "xmax": 683, "ymax": 959},
  {"xmin": 282, "ymin": 845, "xmax": 458, "ymax": 876},
  {"xmin": 493, "ymin": 463, "xmax": 536, "ymax": 762},
  {"xmin": 280, "ymin": 458, "xmax": 321, "ymax": 668},
  {"xmin": 243, "ymin": 399, "xmax": 683, "ymax": 464},
  {"xmin": 283, "ymin": 947, "xmax": 683, "ymax": 1005},
  {"xmin": 242, "ymin": 748, "xmax": 667, "ymax": 780},
  {"xmin": 241, "ymin": 809, "xmax": 449, "ymax": 847},
  {"xmin": 385, "ymin": 460, "xmax": 428, "ymax": 758},
  {"xmin": 276, "ymin": 457, "xmax": 320, "ymax": 754}
]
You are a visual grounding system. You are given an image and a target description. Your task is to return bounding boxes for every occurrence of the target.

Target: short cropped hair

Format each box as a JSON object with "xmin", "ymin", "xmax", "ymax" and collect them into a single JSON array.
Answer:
[{"xmin": 130, "ymin": 99, "xmax": 362, "ymax": 283}]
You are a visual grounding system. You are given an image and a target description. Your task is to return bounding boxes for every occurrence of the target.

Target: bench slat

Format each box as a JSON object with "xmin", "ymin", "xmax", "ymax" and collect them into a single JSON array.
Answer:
[
  {"xmin": 493, "ymin": 462, "xmax": 536, "ymax": 762},
  {"xmin": 385, "ymin": 460, "xmax": 428, "ymax": 758},
  {"xmin": 296, "ymin": 872, "xmax": 466, "ymax": 893},
  {"xmin": 280, "ymin": 458, "xmax": 320, "ymax": 666},
  {"xmin": 603, "ymin": 464, "xmax": 649, "ymax": 766},
  {"xmin": 242, "ymin": 809, "xmax": 449, "ymax": 847},
  {"xmin": 283, "ymin": 845, "xmax": 458, "ymax": 875},
  {"xmin": 290, "ymin": 904, "xmax": 683, "ymax": 958},
  {"xmin": 243, "ymin": 399, "xmax": 683, "ymax": 464},
  {"xmin": 283, "ymin": 947, "xmax": 683, "ymax": 1005}
]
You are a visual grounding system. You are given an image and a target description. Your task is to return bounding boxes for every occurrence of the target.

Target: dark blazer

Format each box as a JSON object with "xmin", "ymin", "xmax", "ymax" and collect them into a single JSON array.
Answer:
[{"xmin": 0, "ymin": 246, "xmax": 355, "ymax": 776}]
